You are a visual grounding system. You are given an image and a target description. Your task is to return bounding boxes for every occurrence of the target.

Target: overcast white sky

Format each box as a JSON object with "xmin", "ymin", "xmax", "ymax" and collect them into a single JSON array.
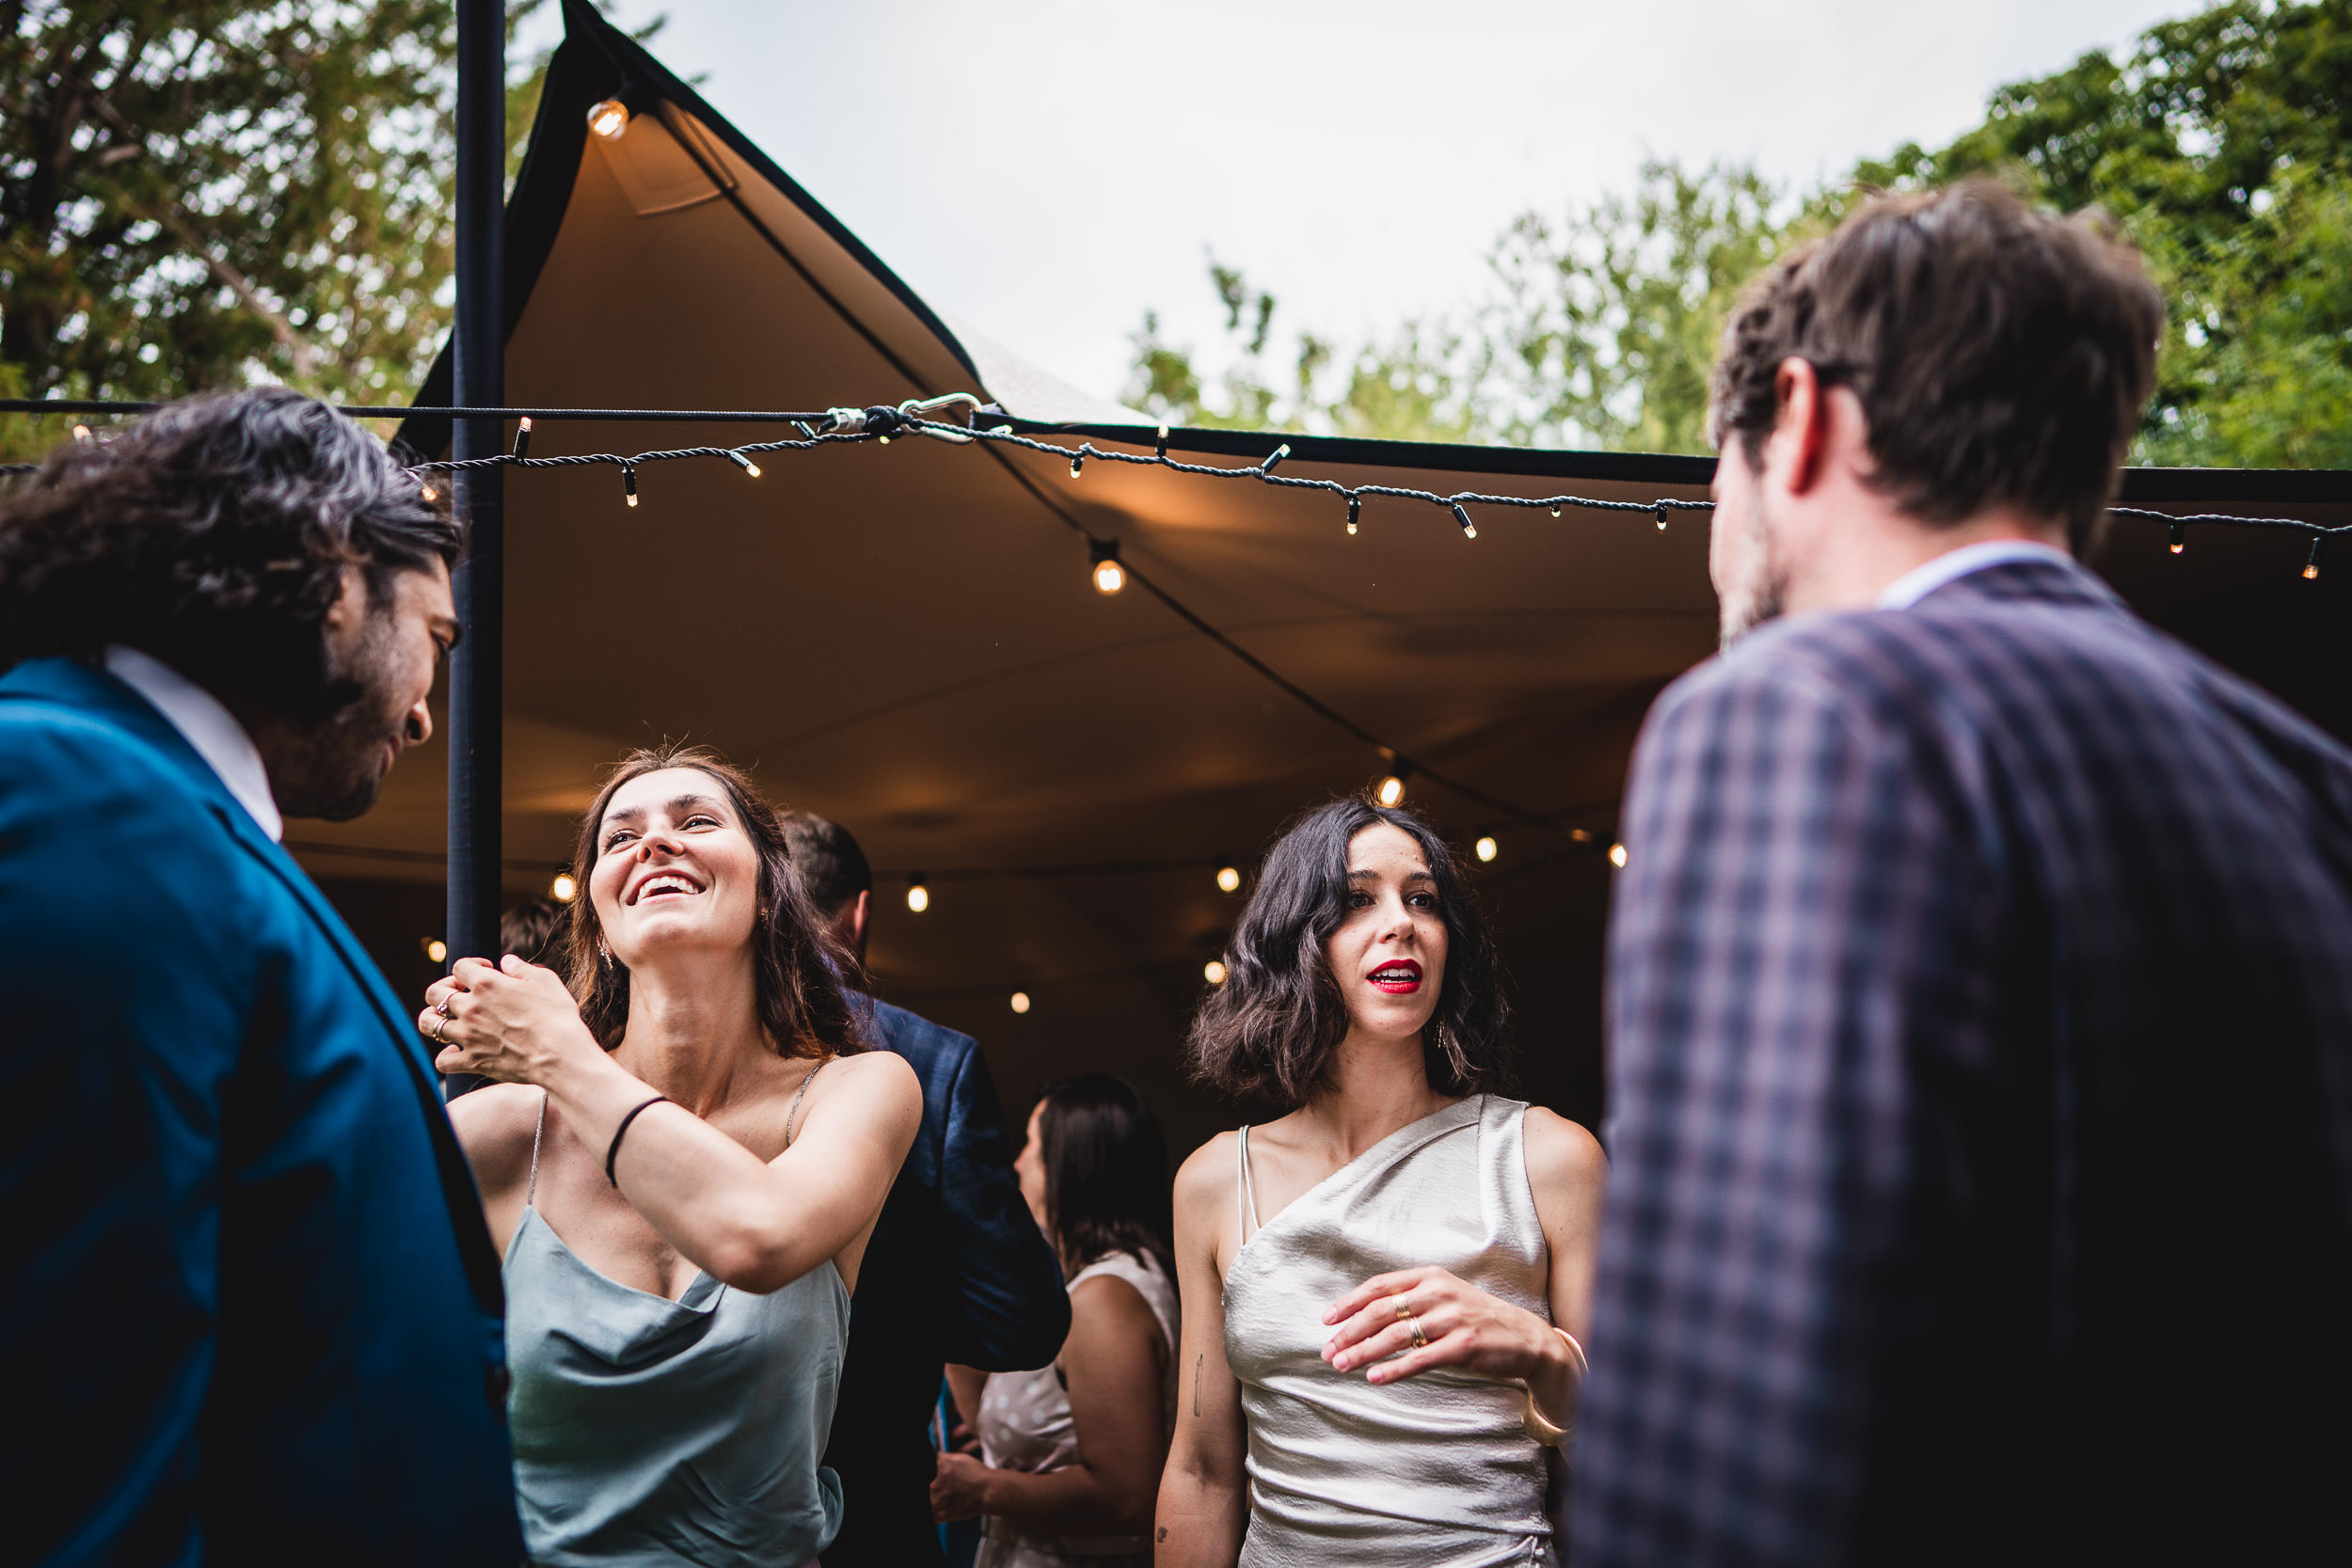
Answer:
[{"xmin": 532, "ymin": 1, "xmax": 2196, "ymax": 402}]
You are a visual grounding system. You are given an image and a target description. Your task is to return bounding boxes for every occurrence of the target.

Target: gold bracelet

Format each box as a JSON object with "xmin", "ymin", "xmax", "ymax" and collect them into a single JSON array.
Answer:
[{"xmin": 1520, "ymin": 1326, "xmax": 1587, "ymax": 1449}]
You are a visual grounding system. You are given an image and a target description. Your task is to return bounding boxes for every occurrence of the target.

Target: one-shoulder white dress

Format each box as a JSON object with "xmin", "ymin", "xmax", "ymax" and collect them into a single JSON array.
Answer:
[{"xmin": 1223, "ymin": 1094, "xmax": 1558, "ymax": 1567}]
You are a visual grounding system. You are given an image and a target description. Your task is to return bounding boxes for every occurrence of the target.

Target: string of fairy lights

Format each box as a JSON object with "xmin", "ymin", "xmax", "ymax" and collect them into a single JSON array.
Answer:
[{"xmin": 10, "ymin": 394, "xmax": 2344, "ymax": 1009}]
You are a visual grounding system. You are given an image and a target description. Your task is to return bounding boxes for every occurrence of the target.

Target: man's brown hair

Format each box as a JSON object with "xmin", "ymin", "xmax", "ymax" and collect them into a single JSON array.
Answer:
[{"xmin": 1708, "ymin": 180, "xmax": 2165, "ymax": 554}]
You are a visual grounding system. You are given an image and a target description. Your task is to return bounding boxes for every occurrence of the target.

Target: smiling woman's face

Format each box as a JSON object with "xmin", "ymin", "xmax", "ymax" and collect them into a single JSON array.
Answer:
[
  {"xmin": 588, "ymin": 766, "xmax": 763, "ymax": 969},
  {"xmin": 1322, "ymin": 821, "xmax": 1450, "ymax": 1045}
]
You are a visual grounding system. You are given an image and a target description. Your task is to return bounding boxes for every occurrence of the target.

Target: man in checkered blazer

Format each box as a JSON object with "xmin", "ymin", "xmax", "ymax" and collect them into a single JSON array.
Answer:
[{"xmin": 1573, "ymin": 182, "xmax": 2352, "ymax": 1566}]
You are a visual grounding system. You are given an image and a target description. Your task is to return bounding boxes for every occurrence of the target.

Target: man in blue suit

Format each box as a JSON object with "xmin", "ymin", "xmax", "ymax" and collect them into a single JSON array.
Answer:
[
  {"xmin": 1578, "ymin": 182, "xmax": 2352, "ymax": 1565},
  {"xmin": 781, "ymin": 813, "xmax": 1069, "ymax": 1568},
  {"xmin": 0, "ymin": 390, "xmax": 523, "ymax": 1565}
]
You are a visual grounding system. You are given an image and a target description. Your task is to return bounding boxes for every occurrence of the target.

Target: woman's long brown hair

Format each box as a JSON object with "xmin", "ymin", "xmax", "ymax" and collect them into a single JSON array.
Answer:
[{"xmin": 563, "ymin": 743, "xmax": 866, "ymax": 1059}]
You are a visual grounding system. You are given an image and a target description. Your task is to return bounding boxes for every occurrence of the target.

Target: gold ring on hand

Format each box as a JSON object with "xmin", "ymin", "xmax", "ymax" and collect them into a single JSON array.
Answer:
[
  {"xmin": 429, "ymin": 1011, "xmax": 451, "ymax": 1043},
  {"xmin": 1404, "ymin": 1310, "xmax": 1427, "ymax": 1349}
]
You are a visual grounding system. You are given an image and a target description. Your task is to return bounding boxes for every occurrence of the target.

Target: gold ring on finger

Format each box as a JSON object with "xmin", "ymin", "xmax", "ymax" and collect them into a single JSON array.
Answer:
[
  {"xmin": 1393, "ymin": 1298, "xmax": 1412, "ymax": 1322},
  {"xmin": 1405, "ymin": 1310, "xmax": 1427, "ymax": 1349},
  {"xmin": 430, "ymin": 1012, "xmax": 451, "ymax": 1043},
  {"xmin": 436, "ymin": 997, "xmax": 453, "ymax": 1019}
]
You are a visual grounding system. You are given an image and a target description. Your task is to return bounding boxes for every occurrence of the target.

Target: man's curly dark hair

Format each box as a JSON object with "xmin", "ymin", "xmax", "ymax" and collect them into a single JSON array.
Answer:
[{"xmin": 0, "ymin": 388, "xmax": 464, "ymax": 721}]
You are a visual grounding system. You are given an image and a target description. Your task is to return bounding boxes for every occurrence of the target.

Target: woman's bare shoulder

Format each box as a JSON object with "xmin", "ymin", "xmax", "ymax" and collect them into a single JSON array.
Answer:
[
  {"xmin": 1520, "ymin": 1105, "xmax": 1606, "ymax": 1184},
  {"xmin": 446, "ymin": 1082, "xmax": 546, "ymax": 1196},
  {"xmin": 1173, "ymin": 1129, "xmax": 1241, "ymax": 1216},
  {"xmin": 800, "ymin": 1047, "xmax": 921, "ymax": 1144}
]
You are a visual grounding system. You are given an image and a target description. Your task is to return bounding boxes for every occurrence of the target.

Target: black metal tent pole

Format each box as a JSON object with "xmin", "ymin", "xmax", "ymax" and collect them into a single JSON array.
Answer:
[{"xmin": 445, "ymin": 0, "xmax": 503, "ymax": 1099}]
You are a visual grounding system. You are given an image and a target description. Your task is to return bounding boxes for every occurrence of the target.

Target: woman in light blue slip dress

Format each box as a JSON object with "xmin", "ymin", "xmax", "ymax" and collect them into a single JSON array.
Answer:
[
  {"xmin": 424, "ymin": 744, "xmax": 923, "ymax": 1567},
  {"xmin": 1156, "ymin": 797, "xmax": 1608, "ymax": 1568}
]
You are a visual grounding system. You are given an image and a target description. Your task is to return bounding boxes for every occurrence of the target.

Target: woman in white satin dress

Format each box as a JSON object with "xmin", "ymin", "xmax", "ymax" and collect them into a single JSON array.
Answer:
[
  {"xmin": 931, "ymin": 1075, "xmax": 1179, "ymax": 1566},
  {"xmin": 1156, "ymin": 797, "xmax": 1607, "ymax": 1568}
]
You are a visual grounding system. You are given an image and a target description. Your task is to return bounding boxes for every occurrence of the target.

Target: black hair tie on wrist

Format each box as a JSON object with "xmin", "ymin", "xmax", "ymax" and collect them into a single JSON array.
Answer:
[{"xmin": 606, "ymin": 1094, "xmax": 672, "ymax": 1187}]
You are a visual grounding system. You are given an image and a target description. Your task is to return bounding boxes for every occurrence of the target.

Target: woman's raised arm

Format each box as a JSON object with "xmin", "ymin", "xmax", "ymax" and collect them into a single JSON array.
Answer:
[{"xmin": 424, "ymin": 955, "xmax": 920, "ymax": 1293}]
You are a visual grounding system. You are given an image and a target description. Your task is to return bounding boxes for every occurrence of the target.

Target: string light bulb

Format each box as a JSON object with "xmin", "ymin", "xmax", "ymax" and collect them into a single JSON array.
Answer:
[
  {"xmin": 1609, "ymin": 842, "xmax": 1629, "ymax": 869},
  {"xmin": 1090, "ymin": 538, "xmax": 1125, "ymax": 595},
  {"xmin": 1346, "ymin": 495, "xmax": 1360, "ymax": 535},
  {"xmin": 2305, "ymin": 536, "xmax": 2324, "ymax": 580},
  {"xmin": 1452, "ymin": 502, "xmax": 1477, "ymax": 540},
  {"xmin": 2169, "ymin": 521, "xmax": 2185, "ymax": 554},
  {"xmin": 72, "ymin": 423, "xmax": 91, "ymax": 442},
  {"xmin": 1216, "ymin": 864, "xmax": 1241, "ymax": 894},
  {"xmin": 1009, "ymin": 990, "xmax": 1031, "ymax": 1014},
  {"xmin": 587, "ymin": 98, "xmax": 630, "ymax": 139},
  {"xmin": 724, "ymin": 450, "xmax": 761, "ymax": 478},
  {"xmin": 1070, "ymin": 451, "xmax": 1085, "ymax": 479},
  {"xmin": 622, "ymin": 465, "xmax": 638, "ymax": 507},
  {"xmin": 1377, "ymin": 773, "xmax": 1406, "ymax": 808},
  {"xmin": 1475, "ymin": 835, "xmax": 1498, "ymax": 863},
  {"xmin": 1203, "ymin": 959, "xmax": 1229, "ymax": 987},
  {"xmin": 420, "ymin": 481, "xmax": 437, "ymax": 501},
  {"xmin": 1655, "ymin": 503, "xmax": 1670, "ymax": 531},
  {"xmin": 1550, "ymin": 504, "xmax": 1562, "ymax": 518},
  {"xmin": 549, "ymin": 871, "xmax": 577, "ymax": 902},
  {"xmin": 906, "ymin": 879, "xmax": 930, "ymax": 913},
  {"xmin": 423, "ymin": 938, "xmax": 448, "ymax": 964},
  {"xmin": 1263, "ymin": 443, "xmax": 1291, "ymax": 474},
  {"xmin": 512, "ymin": 416, "xmax": 532, "ymax": 459},
  {"xmin": 1154, "ymin": 423, "xmax": 1169, "ymax": 459}
]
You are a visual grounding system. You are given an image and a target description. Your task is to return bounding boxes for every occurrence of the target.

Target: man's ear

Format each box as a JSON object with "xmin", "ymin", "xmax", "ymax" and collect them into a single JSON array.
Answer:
[{"xmin": 1770, "ymin": 356, "xmax": 1832, "ymax": 498}]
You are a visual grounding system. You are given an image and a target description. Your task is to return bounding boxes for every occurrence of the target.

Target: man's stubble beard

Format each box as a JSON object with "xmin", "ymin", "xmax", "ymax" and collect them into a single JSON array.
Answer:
[
  {"xmin": 1719, "ymin": 483, "xmax": 1790, "ymax": 649},
  {"xmin": 271, "ymin": 611, "xmax": 413, "ymax": 821}
]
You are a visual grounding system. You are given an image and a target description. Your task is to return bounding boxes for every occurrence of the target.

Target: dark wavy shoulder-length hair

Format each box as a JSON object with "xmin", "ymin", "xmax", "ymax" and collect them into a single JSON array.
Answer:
[
  {"xmin": 1035, "ymin": 1074, "xmax": 1174, "ymax": 1282},
  {"xmin": 0, "ymin": 388, "xmax": 462, "ymax": 719},
  {"xmin": 1185, "ymin": 796, "xmax": 1509, "ymax": 1109},
  {"xmin": 564, "ymin": 743, "xmax": 866, "ymax": 1060}
]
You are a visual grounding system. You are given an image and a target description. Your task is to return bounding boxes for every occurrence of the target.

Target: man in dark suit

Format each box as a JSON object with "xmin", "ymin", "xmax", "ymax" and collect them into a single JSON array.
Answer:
[
  {"xmin": 0, "ymin": 390, "xmax": 521, "ymax": 1565},
  {"xmin": 1577, "ymin": 182, "xmax": 2352, "ymax": 1566},
  {"xmin": 781, "ymin": 812, "xmax": 1069, "ymax": 1568}
]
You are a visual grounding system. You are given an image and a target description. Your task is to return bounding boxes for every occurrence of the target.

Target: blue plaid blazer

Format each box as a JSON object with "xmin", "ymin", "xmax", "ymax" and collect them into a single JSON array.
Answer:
[{"xmin": 1574, "ymin": 557, "xmax": 2352, "ymax": 1567}]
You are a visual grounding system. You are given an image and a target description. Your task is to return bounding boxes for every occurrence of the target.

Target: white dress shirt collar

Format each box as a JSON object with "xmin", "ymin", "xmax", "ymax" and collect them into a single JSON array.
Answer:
[
  {"xmin": 1877, "ymin": 539, "xmax": 2075, "ymax": 611},
  {"xmin": 103, "ymin": 645, "xmax": 283, "ymax": 842}
]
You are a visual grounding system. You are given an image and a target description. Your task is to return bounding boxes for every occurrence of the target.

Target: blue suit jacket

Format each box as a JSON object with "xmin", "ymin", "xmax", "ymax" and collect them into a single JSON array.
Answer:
[
  {"xmin": 0, "ymin": 658, "xmax": 522, "ymax": 1567},
  {"xmin": 1578, "ymin": 559, "xmax": 2352, "ymax": 1566},
  {"xmin": 819, "ymin": 995, "xmax": 1069, "ymax": 1568}
]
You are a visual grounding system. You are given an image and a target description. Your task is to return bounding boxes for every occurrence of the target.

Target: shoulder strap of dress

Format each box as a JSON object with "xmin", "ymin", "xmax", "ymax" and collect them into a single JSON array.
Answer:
[
  {"xmin": 1235, "ymin": 1124, "xmax": 1261, "ymax": 1247},
  {"xmin": 785, "ymin": 1054, "xmax": 827, "ymax": 1148},
  {"xmin": 527, "ymin": 1089, "xmax": 548, "ymax": 1207}
]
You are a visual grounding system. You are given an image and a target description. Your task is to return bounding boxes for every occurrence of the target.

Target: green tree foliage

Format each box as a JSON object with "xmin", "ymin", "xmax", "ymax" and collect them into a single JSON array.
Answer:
[
  {"xmin": 1132, "ymin": 0, "xmax": 2351, "ymax": 465},
  {"xmin": 0, "ymin": 1, "xmax": 654, "ymax": 459}
]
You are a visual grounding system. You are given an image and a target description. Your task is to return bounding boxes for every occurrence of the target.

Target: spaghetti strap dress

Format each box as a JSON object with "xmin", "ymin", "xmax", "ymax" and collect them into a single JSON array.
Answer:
[
  {"xmin": 502, "ymin": 1069, "xmax": 850, "ymax": 1566},
  {"xmin": 1223, "ymin": 1094, "xmax": 1558, "ymax": 1567}
]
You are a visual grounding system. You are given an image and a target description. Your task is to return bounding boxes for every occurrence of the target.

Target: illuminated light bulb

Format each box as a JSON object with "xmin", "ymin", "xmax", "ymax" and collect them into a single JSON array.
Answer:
[
  {"xmin": 72, "ymin": 423, "xmax": 91, "ymax": 442},
  {"xmin": 1609, "ymin": 842, "xmax": 1629, "ymax": 869},
  {"xmin": 2304, "ymin": 537, "xmax": 2324, "ymax": 580},
  {"xmin": 550, "ymin": 872, "xmax": 577, "ymax": 903},
  {"xmin": 1376, "ymin": 774, "xmax": 1406, "ymax": 808},
  {"xmin": 512, "ymin": 416, "xmax": 532, "ymax": 459},
  {"xmin": 1569, "ymin": 828, "xmax": 1592, "ymax": 843},
  {"xmin": 1346, "ymin": 496, "xmax": 1361, "ymax": 535},
  {"xmin": 1216, "ymin": 864, "xmax": 1242, "ymax": 894},
  {"xmin": 1655, "ymin": 503, "xmax": 1670, "ymax": 531},
  {"xmin": 906, "ymin": 880, "xmax": 930, "ymax": 913},
  {"xmin": 1263, "ymin": 442, "xmax": 1291, "ymax": 474},
  {"xmin": 420, "ymin": 481, "xmax": 437, "ymax": 501},
  {"xmin": 1550, "ymin": 504, "xmax": 1562, "ymax": 518},
  {"xmin": 1093, "ymin": 558, "xmax": 1126, "ymax": 595},
  {"xmin": 1203, "ymin": 959, "xmax": 1229, "ymax": 987},
  {"xmin": 723, "ymin": 450, "xmax": 761, "ymax": 478},
  {"xmin": 425, "ymin": 939, "xmax": 448, "ymax": 964},
  {"xmin": 1452, "ymin": 502, "xmax": 1477, "ymax": 540},
  {"xmin": 1155, "ymin": 423, "xmax": 1169, "ymax": 459},
  {"xmin": 1475, "ymin": 836, "xmax": 1498, "ymax": 863},
  {"xmin": 586, "ymin": 98, "xmax": 630, "ymax": 139},
  {"xmin": 1009, "ymin": 990, "xmax": 1031, "ymax": 1014},
  {"xmin": 622, "ymin": 466, "xmax": 638, "ymax": 507},
  {"xmin": 1070, "ymin": 451, "xmax": 1085, "ymax": 479},
  {"xmin": 2169, "ymin": 522, "xmax": 2185, "ymax": 554}
]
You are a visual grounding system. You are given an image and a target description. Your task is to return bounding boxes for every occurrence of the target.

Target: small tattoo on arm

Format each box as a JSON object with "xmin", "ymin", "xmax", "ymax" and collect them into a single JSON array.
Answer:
[
  {"xmin": 1157, "ymin": 1528, "xmax": 1169, "ymax": 1543},
  {"xmin": 1194, "ymin": 1354, "xmax": 1203, "ymax": 1418}
]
